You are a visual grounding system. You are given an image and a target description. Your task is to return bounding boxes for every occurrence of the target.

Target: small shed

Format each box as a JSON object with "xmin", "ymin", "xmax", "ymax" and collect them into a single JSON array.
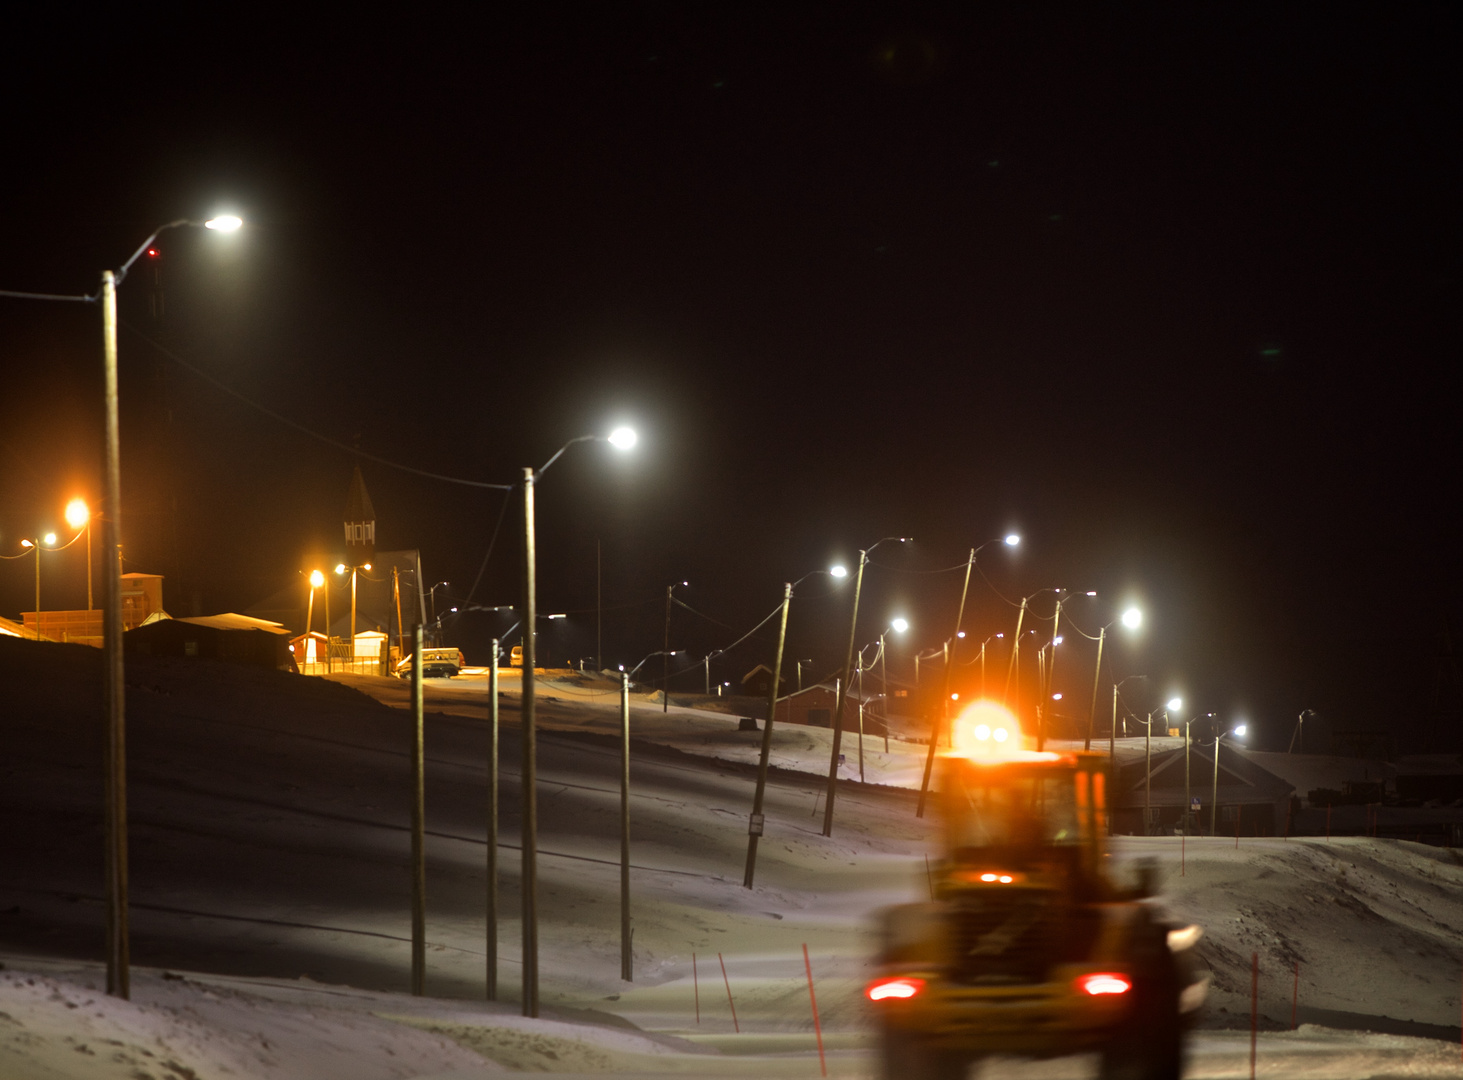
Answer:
[
  {"xmin": 125, "ymin": 613, "xmax": 296, "ymax": 672},
  {"xmin": 772, "ymin": 682, "xmax": 883, "ymax": 733}
]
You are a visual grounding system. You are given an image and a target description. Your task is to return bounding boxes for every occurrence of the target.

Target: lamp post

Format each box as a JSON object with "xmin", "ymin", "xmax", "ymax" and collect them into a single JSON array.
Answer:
[
  {"xmin": 874, "ymin": 618, "xmax": 908, "ymax": 775},
  {"xmin": 336, "ymin": 562, "xmax": 373, "ymax": 668},
  {"xmin": 307, "ymin": 570, "xmax": 325, "ymax": 665},
  {"xmin": 1212, "ymin": 723, "xmax": 1248, "ymax": 837},
  {"xmin": 1085, "ymin": 606, "xmax": 1144, "ymax": 751},
  {"xmin": 519, "ymin": 426, "xmax": 636, "ymax": 1018},
  {"xmin": 823, "ymin": 537, "xmax": 908, "ymax": 837},
  {"xmin": 795, "ymin": 658, "xmax": 813, "ymax": 693},
  {"xmin": 1, "ymin": 213, "xmax": 243, "ymax": 1000},
  {"xmin": 65, "ymin": 499, "xmax": 92, "ymax": 614},
  {"xmin": 1182, "ymin": 710, "xmax": 1216, "ymax": 837},
  {"xmin": 746, "ymin": 564, "xmax": 846, "ymax": 882},
  {"xmin": 663, "ymin": 580, "xmax": 687, "ymax": 712},
  {"xmin": 1139, "ymin": 695, "xmax": 1178, "ymax": 833},
  {"xmin": 17, "ymin": 534, "xmax": 57, "ymax": 639}
]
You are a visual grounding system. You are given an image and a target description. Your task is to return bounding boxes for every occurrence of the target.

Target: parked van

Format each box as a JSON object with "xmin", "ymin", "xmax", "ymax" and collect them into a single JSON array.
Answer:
[
  {"xmin": 510, "ymin": 644, "xmax": 524, "ymax": 667},
  {"xmin": 394, "ymin": 647, "xmax": 465, "ymax": 678}
]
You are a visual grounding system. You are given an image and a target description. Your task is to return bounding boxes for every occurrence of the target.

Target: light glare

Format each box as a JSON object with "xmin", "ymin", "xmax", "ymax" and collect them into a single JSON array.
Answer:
[
  {"xmin": 1121, "ymin": 607, "xmax": 1143, "ymax": 629},
  {"xmin": 1004, "ymin": 534, "xmax": 1021, "ymax": 546},
  {"xmin": 1234, "ymin": 724, "xmax": 1248, "ymax": 737},
  {"xmin": 204, "ymin": 215, "xmax": 243, "ymax": 232},
  {"xmin": 309, "ymin": 570, "xmax": 325, "ymax": 588},
  {"xmin": 829, "ymin": 564, "xmax": 848, "ymax": 578},
  {"xmin": 891, "ymin": 617, "xmax": 909, "ymax": 633},
  {"xmin": 42, "ymin": 533, "xmax": 56, "ymax": 546},
  {"xmin": 1167, "ymin": 697, "xmax": 1183, "ymax": 711},
  {"xmin": 65, "ymin": 498, "xmax": 89, "ymax": 529},
  {"xmin": 607, "ymin": 426, "xmax": 638, "ymax": 450}
]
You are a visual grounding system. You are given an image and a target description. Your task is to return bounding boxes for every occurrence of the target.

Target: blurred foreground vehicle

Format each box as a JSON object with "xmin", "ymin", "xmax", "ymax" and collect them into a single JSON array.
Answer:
[{"xmin": 868, "ymin": 703, "xmax": 1208, "ymax": 1080}]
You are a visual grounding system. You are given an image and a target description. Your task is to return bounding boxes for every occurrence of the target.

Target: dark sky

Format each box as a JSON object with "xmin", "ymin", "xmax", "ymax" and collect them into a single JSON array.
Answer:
[{"xmin": 1, "ymin": 7, "xmax": 1458, "ymax": 750}]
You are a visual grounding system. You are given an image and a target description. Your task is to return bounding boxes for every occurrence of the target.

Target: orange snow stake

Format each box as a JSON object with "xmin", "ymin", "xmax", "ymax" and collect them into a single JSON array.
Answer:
[
  {"xmin": 718, "ymin": 952, "xmax": 739, "ymax": 1033},
  {"xmin": 803, "ymin": 944, "xmax": 826, "ymax": 1077}
]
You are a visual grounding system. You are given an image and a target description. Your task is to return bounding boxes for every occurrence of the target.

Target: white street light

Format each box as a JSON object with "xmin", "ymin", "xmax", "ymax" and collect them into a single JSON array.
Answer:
[
  {"xmin": 204, "ymin": 215, "xmax": 243, "ymax": 232},
  {"xmin": 1121, "ymin": 606, "xmax": 1143, "ymax": 630},
  {"xmin": 607, "ymin": 426, "xmax": 638, "ymax": 450},
  {"xmin": 829, "ymin": 564, "xmax": 848, "ymax": 578},
  {"xmin": 1004, "ymin": 534, "xmax": 1021, "ymax": 546},
  {"xmin": 1167, "ymin": 696, "xmax": 1183, "ymax": 711},
  {"xmin": 891, "ymin": 617, "xmax": 909, "ymax": 633}
]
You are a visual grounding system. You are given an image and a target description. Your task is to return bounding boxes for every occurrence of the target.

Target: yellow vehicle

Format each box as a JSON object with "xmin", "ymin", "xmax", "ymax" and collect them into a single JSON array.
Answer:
[{"xmin": 867, "ymin": 702, "xmax": 1208, "ymax": 1080}]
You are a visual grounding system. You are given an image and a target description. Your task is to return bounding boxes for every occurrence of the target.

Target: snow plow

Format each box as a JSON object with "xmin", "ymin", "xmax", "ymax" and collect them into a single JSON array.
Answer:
[{"xmin": 868, "ymin": 701, "xmax": 1208, "ymax": 1080}]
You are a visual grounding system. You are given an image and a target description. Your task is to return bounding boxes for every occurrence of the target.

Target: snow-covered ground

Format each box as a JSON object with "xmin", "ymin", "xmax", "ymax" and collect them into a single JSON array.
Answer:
[{"xmin": 5, "ymin": 641, "xmax": 1463, "ymax": 1077}]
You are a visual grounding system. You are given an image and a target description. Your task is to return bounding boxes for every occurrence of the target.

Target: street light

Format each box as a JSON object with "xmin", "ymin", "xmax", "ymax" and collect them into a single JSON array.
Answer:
[
  {"xmin": 65, "ymin": 499, "xmax": 93, "ymax": 613},
  {"xmin": 822, "ymin": 537, "xmax": 909, "ymax": 836},
  {"xmin": 519, "ymin": 427, "xmax": 636, "ymax": 1017},
  {"xmin": 912, "ymin": 537, "xmax": 1020, "ymax": 819},
  {"xmin": 1182, "ymin": 709, "xmax": 1216, "ymax": 837},
  {"xmin": 1, "ymin": 213, "xmax": 244, "ymax": 999},
  {"xmin": 335, "ymin": 561, "xmax": 373, "ymax": 666},
  {"xmin": 1078, "ymin": 603, "xmax": 1141, "ymax": 752},
  {"xmin": 663, "ymin": 581, "xmax": 688, "ymax": 713},
  {"xmin": 749, "ymin": 563, "xmax": 848, "ymax": 883},
  {"xmin": 16, "ymin": 534, "xmax": 58, "ymax": 640},
  {"xmin": 1212, "ymin": 722, "xmax": 1248, "ymax": 837}
]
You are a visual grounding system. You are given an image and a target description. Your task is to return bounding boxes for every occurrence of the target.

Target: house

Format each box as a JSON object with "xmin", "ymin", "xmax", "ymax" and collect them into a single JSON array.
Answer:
[
  {"xmin": 772, "ymin": 682, "xmax": 884, "ymax": 733},
  {"xmin": 124, "ymin": 613, "xmax": 296, "ymax": 672},
  {"xmin": 1110, "ymin": 743, "xmax": 1295, "ymax": 837}
]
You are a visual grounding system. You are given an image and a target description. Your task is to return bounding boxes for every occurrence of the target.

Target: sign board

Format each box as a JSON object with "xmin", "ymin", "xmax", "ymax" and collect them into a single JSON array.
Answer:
[
  {"xmin": 748, "ymin": 813, "xmax": 765, "ymax": 836},
  {"xmin": 1190, "ymin": 797, "xmax": 1201, "ymax": 810}
]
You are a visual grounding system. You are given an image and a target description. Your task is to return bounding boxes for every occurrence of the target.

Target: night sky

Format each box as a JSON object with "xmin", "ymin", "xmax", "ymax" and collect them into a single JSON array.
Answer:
[{"xmin": 1, "ymin": 8, "xmax": 1458, "ymax": 750}]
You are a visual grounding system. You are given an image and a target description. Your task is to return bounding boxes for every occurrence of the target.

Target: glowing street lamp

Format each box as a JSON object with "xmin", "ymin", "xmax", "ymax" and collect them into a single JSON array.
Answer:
[
  {"xmin": 519, "ymin": 426, "xmax": 637, "ymax": 1017},
  {"xmin": 17, "ymin": 534, "xmax": 57, "ymax": 640},
  {"xmin": 64, "ymin": 498, "xmax": 93, "ymax": 613},
  {"xmin": 823, "ymin": 537, "xmax": 910, "ymax": 836},
  {"xmin": 305, "ymin": 570, "xmax": 326, "ymax": 665},
  {"xmin": 1211, "ymin": 722, "xmax": 1248, "ymax": 837},
  {"xmin": 1, "ymin": 213, "xmax": 243, "ymax": 1000},
  {"xmin": 916, "ymin": 536, "xmax": 1021, "ymax": 819}
]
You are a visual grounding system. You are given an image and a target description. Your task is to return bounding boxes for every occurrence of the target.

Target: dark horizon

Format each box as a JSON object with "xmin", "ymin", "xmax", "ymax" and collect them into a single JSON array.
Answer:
[{"xmin": 1, "ymin": 7, "xmax": 1458, "ymax": 752}]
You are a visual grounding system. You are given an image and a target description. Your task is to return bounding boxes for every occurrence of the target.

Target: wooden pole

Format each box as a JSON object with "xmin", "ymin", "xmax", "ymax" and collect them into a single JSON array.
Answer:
[
  {"xmin": 410, "ymin": 625, "xmax": 425, "ymax": 995},
  {"xmin": 620, "ymin": 671, "xmax": 632, "ymax": 981},
  {"xmin": 486, "ymin": 638, "xmax": 498, "ymax": 1000}
]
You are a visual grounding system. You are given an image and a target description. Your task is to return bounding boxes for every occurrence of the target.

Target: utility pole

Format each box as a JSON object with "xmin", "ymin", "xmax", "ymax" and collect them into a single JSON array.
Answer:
[
  {"xmin": 1040, "ymin": 599, "xmax": 1063, "ymax": 751},
  {"xmin": 744, "ymin": 583, "xmax": 791, "ymax": 888},
  {"xmin": 663, "ymin": 584, "xmax": 672, "ymax": 713},
  {"xmin": 520, "ymin": 468, "xmax": 539, "ymax": 1017},
  {"xmin": 1085, "ymin": 626, "xmax": 1106, "ymax": 752},
  {"xmin": 596, "ymin": 539, "xmax": 602, "ymax": 672},
  {"xmin": 918, "ymin": 548, "xmax": 974, "ymax": 818},
  {"xmin": 486, "ymin": 639, "xmax": 499, "ymax": 1000},
  {"xmin": 620, "ymin": 671, "xmax": 632, "ymax": 980},
  {"xmin": 410, "ymin": 625, "xmax": 425, "ymax": 995},
  {"xmin": 1004, "ymin": 597, "xmax": 1029, "ymax": 709},
  {"xmin": 822, "ymin": 554, "xmax": 866, "ymax": 837}
]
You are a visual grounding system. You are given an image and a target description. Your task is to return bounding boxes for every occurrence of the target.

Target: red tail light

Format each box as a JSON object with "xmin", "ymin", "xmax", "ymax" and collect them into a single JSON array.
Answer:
[
  {"xmin": 866, "ymin": 977, "xmax": 925, "ymax": 1002},
  {"xmin": 1077, "ymin": 973, "xmax": 1131, "ymax": 996}
]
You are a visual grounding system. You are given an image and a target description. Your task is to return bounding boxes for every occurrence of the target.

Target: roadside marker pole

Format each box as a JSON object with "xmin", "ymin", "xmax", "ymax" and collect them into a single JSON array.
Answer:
[
  {"xmin": 803, "ymin": 945, "xmax": 827, "ymax": 1077},
  {"xmin": 719, "ymin": 953, "xmax": 739, "ymax": 1033},
  {"xmin": 1292, "ymin": 961, "xmax": 1299, "ymax": 1030},
  {"xmin": 1181, "ymin": 831, "xmax": 1186, "ymax": 876},
  {"xmin": 1250, "ymin": 952, "xmax": 1259, "ymax": 1080},
  {"xmin": 925, "ymin": 854, "xmax": 935, "ymax": 900},
  {"xmin": 692, "ymin": 952, "xmax": 699, "ymax": 1024}
]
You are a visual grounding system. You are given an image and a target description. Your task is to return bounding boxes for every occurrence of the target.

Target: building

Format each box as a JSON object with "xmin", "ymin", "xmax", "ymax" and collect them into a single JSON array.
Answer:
[
  {"xmin": 771, "ymin": 682, "xmax": 884, "ymax": 733},
  {"xmin": 1110, "ymin": 743, "xmax": 1295, "ymax": 837},
  {"xmin": 124, "ymin": 613, "xmax": 296, "ymax": 672}
]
